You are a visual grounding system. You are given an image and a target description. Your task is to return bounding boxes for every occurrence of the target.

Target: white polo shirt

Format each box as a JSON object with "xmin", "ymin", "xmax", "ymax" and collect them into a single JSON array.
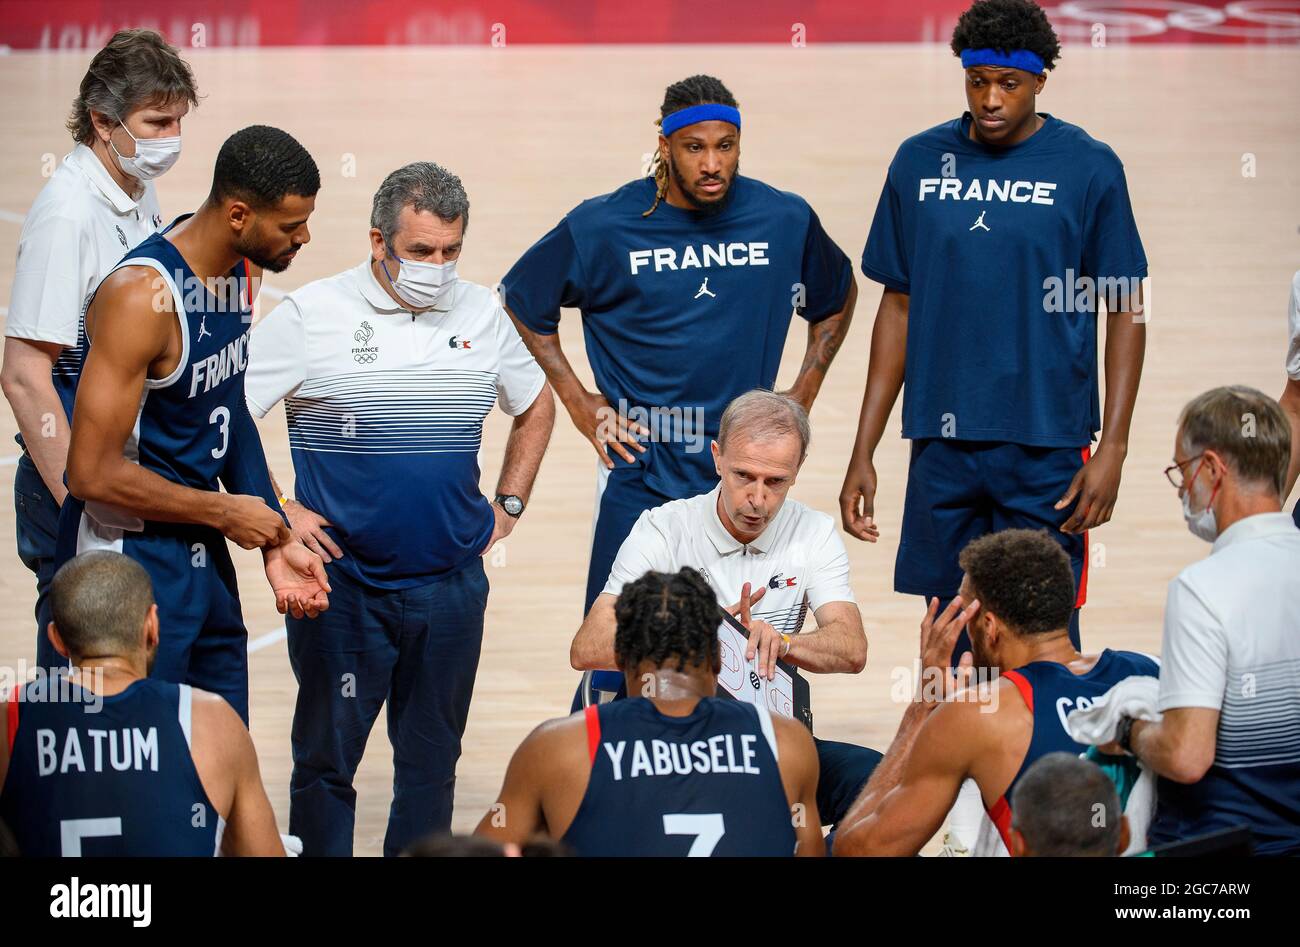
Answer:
[
  {"xmin": 245, "ymin": 260, "xmax": 545, "ymax": 589},
  {"xmin": 602, "ymin": 485, "xmax": 856, "ymax": 634},
  {"xmin": 1152, "ymin": 511, "xmax": 1300, "ymax": 853},
  {"xmin": 6, "ymin": 144, "xmax": 163, "ymax": 422}
]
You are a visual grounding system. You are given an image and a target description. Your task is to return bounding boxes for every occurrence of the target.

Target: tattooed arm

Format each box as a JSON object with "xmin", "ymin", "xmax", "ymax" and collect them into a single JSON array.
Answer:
[{"xmin": 784, "ymin": 279, "xmax": 857, "ymax": 411}]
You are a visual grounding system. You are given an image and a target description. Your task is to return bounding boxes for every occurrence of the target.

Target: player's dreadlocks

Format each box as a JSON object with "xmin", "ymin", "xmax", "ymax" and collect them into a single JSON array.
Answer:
[
  {"xmin": 950, "ymin": 0, "xmax": 1061, "ymax": 71},
  {"xmin": 614, "ymin": 568, "xmax": 721, "ymax": 673},
  {"xmin": 643, "ymin": 74, "xmax": 739, "ymax": 217}
]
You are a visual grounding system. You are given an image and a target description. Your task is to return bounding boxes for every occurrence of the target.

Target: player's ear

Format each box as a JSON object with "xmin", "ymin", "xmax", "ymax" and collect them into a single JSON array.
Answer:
[
  {"xmin": 226, "ymin": 199, "xmax": 254, "ymax": 234},
  {"xmin": 1117, "ymin": 814, "xmax": 1131, "ymax": 855},
  {"xmin": 144, "ymin": 604, "xmax": 160, "ymax": 651},
  {"xmin": 48, "ymin": 623, "xmax": 70, "ymax": 660},
  {"xmin": 1035, "ymin": 73, "xmax": 1047, "ymax": 94}
]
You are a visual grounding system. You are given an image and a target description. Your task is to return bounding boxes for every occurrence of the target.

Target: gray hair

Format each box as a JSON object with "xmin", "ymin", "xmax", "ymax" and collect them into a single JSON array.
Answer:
[
  {"xmin": 1178, "ymin": 385, "xmax": 1290, "ymax": 496},
  {"xmin": 370, "ymin": 162, "xmax": 470, "ymax": 248},
  {"xmin": 1010, "ymin": 753, "xmax": 1122, "ymax": 856},
  {"xmin": 66, "ymin": 29, "xmax": 199, "ymax": 145},
  {"xmin": 717, "ymin": 390, "xmax": 810, "ymax": 459}
]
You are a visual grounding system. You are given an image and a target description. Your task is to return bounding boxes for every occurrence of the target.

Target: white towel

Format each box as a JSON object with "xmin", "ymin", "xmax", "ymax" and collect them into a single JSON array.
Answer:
[
  {"xmin": 1065, "ymin": 675, "xmax": 1162, "ymax": 745},
  {"xmin": 1066, "ymin": 674, "xmax": 1162, "ymax": 855}
]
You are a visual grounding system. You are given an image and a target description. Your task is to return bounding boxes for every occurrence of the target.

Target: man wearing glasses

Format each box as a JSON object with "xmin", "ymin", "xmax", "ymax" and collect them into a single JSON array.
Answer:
[{"xmin": 1107, "ymin": 386, "xmax": 1300, "ymax": 855}]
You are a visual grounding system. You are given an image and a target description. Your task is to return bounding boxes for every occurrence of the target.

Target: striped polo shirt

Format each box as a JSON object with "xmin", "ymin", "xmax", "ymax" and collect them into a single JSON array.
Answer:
[{"xmin": 245, "ymin": 260, "xmax": 545, "ymax": 589}]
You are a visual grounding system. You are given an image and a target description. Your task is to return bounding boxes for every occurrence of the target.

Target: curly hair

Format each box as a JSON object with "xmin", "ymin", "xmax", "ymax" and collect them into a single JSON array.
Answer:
[
  {"xmin": 957, "ymin": 528, "xmax": 1075, "ymax": 635},
  {"xmin": 614, "ymin": 568, "xmax": 720, "ymax": 673},
  {"xmin": 208, "ymin": 125, "xmax": 320, "ymax": 209},
  {"xmin": 950, "ymin": 0, "xmax": 1062, "ymax": 71},
  {"xmin": 644, "ymin": 74, "xmax": 739, "ymax": 217}
]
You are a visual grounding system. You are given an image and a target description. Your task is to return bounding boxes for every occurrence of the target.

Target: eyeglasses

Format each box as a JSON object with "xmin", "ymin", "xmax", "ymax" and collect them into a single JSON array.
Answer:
[{"xmin": 1163, "ymin": 453, "xmax": 1205, "ymax": 490}]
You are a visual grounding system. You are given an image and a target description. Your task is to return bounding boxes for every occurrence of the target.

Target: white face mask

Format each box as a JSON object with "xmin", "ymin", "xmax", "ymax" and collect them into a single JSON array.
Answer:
[
  {"xmin": 1181, "ymin": 461, "xmax": 1219, "ymax": 542},
  {"xmin": 381, "ymin": 254, "xmax": 458, "ymax": 310},
  {"xmin": 110, "ymin": 123, "xmax": 181, "ymax": 181}
]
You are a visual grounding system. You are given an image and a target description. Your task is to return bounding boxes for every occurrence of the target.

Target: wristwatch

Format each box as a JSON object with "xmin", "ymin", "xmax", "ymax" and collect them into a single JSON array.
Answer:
[
  {"xmin": 494, "ymin": 494, "xmax": 525, "ymax": 518},
  {"xmin": 1116, "ymin": 715, "xmax": 1136, "ymax": 755}
]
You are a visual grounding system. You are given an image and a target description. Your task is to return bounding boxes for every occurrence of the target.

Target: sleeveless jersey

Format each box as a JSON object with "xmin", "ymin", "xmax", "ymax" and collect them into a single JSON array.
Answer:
[
  {"xmin": 985, "ymin": 648, "xmax": 1159, "ymax": 848},
  {"xmin": 1, "ymin": 678, "xmax": 221, "ymax": 856},
  {"xmin": 562, "ymin": 697, "xmax": 796, "ymax": 856},
  {"xmin": 70, "ymin": 215, "xmax": 252, "ymax": 541}
]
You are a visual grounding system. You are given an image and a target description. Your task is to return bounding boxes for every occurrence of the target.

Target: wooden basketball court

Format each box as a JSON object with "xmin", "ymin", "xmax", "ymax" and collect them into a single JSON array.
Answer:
[{"xmin": 0, "ymin": 43, "xmax": 1296, "ymax": 853}]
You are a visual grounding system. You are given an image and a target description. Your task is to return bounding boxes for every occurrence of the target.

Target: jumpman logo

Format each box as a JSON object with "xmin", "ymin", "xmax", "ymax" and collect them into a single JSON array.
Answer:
[
  {"xmin": 197, "ymin": 315, "xmax": 212, "ymax": 341},
  {"xmin": 694, "ymin": 277, "xmax": 716, "ymax": 299},
  {"xmin": 969, "ymin": 211, "xmax": 990, "ymax": 232}
]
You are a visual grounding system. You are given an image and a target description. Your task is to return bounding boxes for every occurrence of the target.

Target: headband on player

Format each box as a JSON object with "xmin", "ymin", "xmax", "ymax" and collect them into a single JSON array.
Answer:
[
  {"xmin": 960, "ymin": 47, "xmax": 1046, "ymax": 75},
  {"xmin": 660, "ymin": 103, "xmax": 741, "ymax": 137}
]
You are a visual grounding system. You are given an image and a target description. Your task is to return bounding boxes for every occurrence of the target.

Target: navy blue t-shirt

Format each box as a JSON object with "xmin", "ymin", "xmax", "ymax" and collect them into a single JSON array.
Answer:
[
  {"xmin": 502, "ymin": 175, "xmax": 851, "ymax": 499},
  {"xmin": 861, "ymin": 113, "xmax": 1147, "ymax": 448}
]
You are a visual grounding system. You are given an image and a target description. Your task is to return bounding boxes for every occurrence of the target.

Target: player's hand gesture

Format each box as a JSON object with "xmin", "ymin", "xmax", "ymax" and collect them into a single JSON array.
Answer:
[
  {"xmin": 284, "ymin": 499, "xmax": 345, "ymax": 563},
  {"xmin": 264, "ymin": 540, "xmax": 331, "ymax": 619},
  {"xmin": 1056, "ymin": 442, "xmax": 1125, "ymax": 534},
  {"xmin": 567, "ymin": 389, "xmax": 648, "ymax": 469},
  {"xmin": 839, "ymin": 454, "xmax": 881, "ymax": 543},
  {"xmin": 918, "ymin": 595, "xmax": 980, "ymax": 704},
  {"xmin": 218, "ymin": 494, "xmax": 292, "ymax": 549}
]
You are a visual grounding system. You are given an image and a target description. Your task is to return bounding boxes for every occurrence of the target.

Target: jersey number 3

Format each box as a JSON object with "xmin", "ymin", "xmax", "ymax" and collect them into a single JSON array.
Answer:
[
  {"xmin": 210, "ymin": 406, "xmax": 231, "ymax": 459},
  {"xmin": 663, "ymin": 812, "xmax": 725, "ymax": 856}
]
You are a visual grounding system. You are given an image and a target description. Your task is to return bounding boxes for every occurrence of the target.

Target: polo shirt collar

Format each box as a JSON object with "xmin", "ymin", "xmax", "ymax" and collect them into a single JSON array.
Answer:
[
  {"xmin": 703, "ymin": 484, "xmax": 783, "ymax": 555},
  {"xmin": 68, "ymin": 143, "xmax": 142, "ymax": 215},
  {"xmin": 356, "ymin": 259, "xmax": 408, "ymax": 312},
  {"xmin": 1211, "ymin": 511, "xmax": 1297, "ymax": 554}
]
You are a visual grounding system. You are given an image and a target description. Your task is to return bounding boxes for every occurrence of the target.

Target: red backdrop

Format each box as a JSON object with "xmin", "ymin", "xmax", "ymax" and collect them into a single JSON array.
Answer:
[{"xmin": 0, "ymin": 0, "xmax": 1296, "ymax": 49}]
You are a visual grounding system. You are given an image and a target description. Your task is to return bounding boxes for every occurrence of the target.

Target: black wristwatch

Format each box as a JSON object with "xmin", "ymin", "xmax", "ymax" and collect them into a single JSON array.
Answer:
[
  {"xmin": 494, "ymin": 494, "xmax": 524, "ymax": 518},
  {"xmin": 1116, "ymin": 715, "xmax": 1136, "ymax": 755}
]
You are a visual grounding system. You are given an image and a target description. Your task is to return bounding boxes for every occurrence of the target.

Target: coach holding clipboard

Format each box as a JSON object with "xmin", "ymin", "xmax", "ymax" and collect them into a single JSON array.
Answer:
[{"xmin": 570, "ymin": 390, "xmax": 878, "ymax": 831}]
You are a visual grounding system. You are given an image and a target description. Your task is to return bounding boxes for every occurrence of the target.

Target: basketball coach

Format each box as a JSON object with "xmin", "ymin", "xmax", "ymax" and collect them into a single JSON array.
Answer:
[{"xmin": 245, "ymin": 162, "xmax": 555, "ymax": 856}]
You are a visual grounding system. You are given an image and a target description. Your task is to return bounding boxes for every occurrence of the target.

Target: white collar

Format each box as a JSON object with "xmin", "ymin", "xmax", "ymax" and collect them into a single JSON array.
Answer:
[
  {"xmin": 68, "ymin": 143, "xmax": 144, "ymax": 215},
  {"xmin": 1211, "ymin": 511, "xmax": 1296, "ymax": 554}
]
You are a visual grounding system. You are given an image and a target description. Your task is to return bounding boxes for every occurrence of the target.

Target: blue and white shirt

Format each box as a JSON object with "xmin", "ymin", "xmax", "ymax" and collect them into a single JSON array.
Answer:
[
  {"xmin": 245, "ymin": 261, "xmax": 546, "ymax": 589},
  {"xmin": 502, "ymin": 174, "xmax": 851, "ymax": 500},
  {"xmin": 1150, "ymin": 512, "xmax": 1300, "ymax": 855},
  {"xmin": 861, "ymin": 113, "xmax": 1147, "ymax": 448}
]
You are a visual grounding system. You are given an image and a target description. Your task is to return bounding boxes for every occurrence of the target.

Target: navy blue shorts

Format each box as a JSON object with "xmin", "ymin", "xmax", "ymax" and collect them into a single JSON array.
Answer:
[{"xmin": 896, "ymin": 439, "xmax": 1090, "ymax": 647}]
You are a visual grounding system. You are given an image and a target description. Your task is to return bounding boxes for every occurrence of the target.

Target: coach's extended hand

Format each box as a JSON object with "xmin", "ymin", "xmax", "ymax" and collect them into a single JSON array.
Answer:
[
  {"xmin": 264, "ymin": 540, "xmax": 331, "ymax": 619},
  {"xmin": 728, "ymin": 582, "xmax": 784, "ymax": 681},
  {"xmin": 1055, "ymin": 442, "xmax": 1126, "ymax": 534}
]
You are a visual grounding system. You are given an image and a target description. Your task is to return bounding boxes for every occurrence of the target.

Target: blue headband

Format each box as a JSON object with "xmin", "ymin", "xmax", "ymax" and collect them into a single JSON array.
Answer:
[
  {"xmin": 960, "ymin": 48, "xmax": 1046, "ymax": 75},
  {"xmin": 660, "ymin": 103, "xmax": 741, "ymax": 137}
]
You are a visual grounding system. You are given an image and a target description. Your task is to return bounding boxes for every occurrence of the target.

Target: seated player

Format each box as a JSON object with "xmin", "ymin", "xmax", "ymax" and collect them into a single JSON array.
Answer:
[
  {"xmin": 0, "ymin": 551, "xmax": 284, "ymax": 856},
  {"xmin": 1008, "ymin": 753, "xmax": 1130, "ymax": 857},
  {"xmin": 570, "ymin": 390, "xmax": 876, "ymax": 830},
  {"xmin": 475, "ymin": 568, "xmax": 823, "ymax": 856},
  {"xmin": 834, "ymin": 528, "xmax": 1158, "ymax": 856}
]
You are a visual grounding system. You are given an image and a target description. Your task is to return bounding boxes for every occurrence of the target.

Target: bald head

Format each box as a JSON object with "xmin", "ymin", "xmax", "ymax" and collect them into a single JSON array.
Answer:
[{"xmin": 49, "ymin": 551, "xmax": 156, "ymax": 660}]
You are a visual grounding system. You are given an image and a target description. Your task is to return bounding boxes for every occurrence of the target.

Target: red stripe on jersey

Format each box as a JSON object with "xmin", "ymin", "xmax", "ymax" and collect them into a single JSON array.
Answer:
[
  {"xmin": 1076, "ymin": 445, "xmax": 1091, "ymax": 608},
  {"xmin": 6, "ymin": 685, "xmax": 19, "ymax": 754},
  {"xmin": 987, "ymin": 795, "xmax": 1014, "ymax": 853},
  {"xmin": 1002, "ymin": 669, "xmax": 1034, "ymax": 714},
  {"xmin": 583, "ymin": 704, "xmax": 601, "ymax": 766}
]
